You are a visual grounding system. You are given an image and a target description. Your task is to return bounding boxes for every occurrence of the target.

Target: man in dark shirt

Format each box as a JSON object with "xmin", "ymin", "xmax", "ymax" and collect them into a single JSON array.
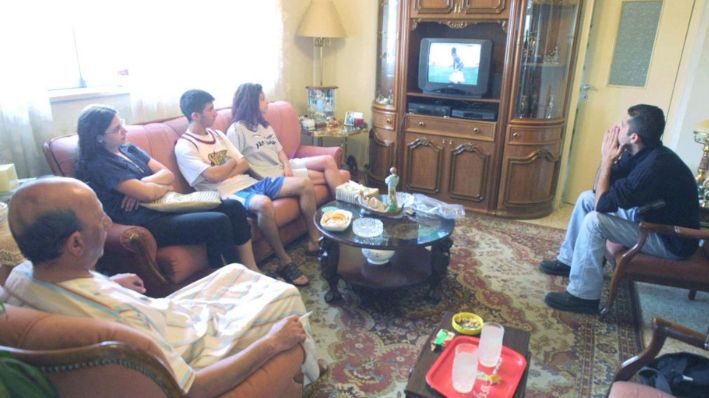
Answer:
[{"xmin": 539, "ymin": 104, "xmax": 699, "ymax": 314}]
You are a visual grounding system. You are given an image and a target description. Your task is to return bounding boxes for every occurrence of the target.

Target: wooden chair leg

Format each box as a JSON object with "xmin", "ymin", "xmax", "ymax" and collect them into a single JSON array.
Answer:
[
  {"xmin": 688, "ymin": 289, "xmax": 697, "ymax": 300},
  {"xmin": 601, "ymin": 270, "xmax": 624, "ymax": 318}
]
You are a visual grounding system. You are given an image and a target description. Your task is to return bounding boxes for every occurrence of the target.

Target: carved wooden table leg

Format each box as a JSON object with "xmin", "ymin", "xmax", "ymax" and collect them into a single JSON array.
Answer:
[
  {"xmin": 428, "ymin": 237, "xmax": 453, "ymax": 302},
  {"xmin": 318, "ymin": 236, "xmax": 342, "ymax": 303}
]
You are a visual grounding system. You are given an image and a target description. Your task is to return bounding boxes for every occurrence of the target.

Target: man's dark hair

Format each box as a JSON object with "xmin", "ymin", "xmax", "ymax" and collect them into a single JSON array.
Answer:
[
  {"xmin": 10, "ymin": 209, "xmax": 83, "ymax": 263},
  {"xmin": 180, "ymin": 89, "xmax": 215, "ymax": 121},
  {"xmin": 627, "ymin": 104, "xmax": 665, "ymax": 148}
]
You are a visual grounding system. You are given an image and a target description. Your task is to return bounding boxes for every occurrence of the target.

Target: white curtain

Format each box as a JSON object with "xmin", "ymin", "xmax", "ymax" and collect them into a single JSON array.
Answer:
[
  {"xmin": 106, "ymin": 0, "xmax": 285, "ymax": 121},
  {"xmin": 0, "ymin": 0, "xmax": 285, "ymax": 178},
  {"xmin": 0, "ymin": 3, "xmax": 55, "ymax": 178}
]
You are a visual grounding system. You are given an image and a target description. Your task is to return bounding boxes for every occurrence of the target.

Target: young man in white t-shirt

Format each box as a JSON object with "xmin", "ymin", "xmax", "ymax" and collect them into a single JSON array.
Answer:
[{"xmin": 174, "ymin": 89, "xmax": 317, "ymax": 287}]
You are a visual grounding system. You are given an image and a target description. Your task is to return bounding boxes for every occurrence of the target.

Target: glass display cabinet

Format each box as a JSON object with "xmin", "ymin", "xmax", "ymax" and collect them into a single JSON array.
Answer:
[
  {"xmin": 368, "ymin": 0, "xmax": 400, "ymax": 189},
  {"xmin": 513, "ymin": 0, "xmax": 580, "ymax": 120},
  {"xmin": 374, "ymin": 0, "xmax": 400, "ymax": 109}
]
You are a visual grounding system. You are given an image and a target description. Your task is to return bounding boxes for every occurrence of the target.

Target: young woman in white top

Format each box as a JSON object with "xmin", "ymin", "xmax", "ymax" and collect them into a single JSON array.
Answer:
[{"xmin": 226, "ymin": 83, "xmax": 345, "ymax": 197}]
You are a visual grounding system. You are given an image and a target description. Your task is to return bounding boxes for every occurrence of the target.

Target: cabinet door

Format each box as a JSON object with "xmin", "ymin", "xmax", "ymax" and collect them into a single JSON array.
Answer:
[
  {"xmin": 461, "ymin": 0, "xmax": 506, "ymax": 15},
  {"xmin": 511, "ymin": 0, "xmax": 581, "ymax": 119},
  {"xmin": 498, "ymin": 125, "xmax": 563, "ymax": 213},
  {"xmin": 446, "ymin": 137, "xmax": 493, "ymax": 208},
  {"xmin": 412, "ymin": 0, "xmax": 455, "ymax": 14},
  {"xmin": 403, "ymin": 132, "xmax": 445, "ymax": 195},
  {"xmin": 367, "ymin": 128, "xmax": 397, "ymax": 188}
]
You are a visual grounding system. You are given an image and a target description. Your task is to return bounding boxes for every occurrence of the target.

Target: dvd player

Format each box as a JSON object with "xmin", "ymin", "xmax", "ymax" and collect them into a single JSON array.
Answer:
[
  {"xmin": 408, "ymin": 102, "xmax": 451, "ymax": 117},
  {"xmin": 451, "ymin": 107, "xmax": 497, "ymax": 121}
]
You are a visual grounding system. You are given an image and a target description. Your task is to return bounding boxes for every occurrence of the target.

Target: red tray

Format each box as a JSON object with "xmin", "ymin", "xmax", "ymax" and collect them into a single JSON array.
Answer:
[{"xmin": 425, "ymin": 335, "xmax": 527, "ymax": 398}]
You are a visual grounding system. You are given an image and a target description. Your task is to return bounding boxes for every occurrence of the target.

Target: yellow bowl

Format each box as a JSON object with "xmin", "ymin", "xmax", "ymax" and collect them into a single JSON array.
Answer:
[{"xmin": 451, "ymin": 312, "xmax": 484, "ymax": 335}]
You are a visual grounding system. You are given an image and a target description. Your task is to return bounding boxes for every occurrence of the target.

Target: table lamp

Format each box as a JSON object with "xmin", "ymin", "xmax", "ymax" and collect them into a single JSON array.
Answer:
[
  {"xmin": 693, "ymin": 119, "xmax": 709, "ymax": 184},
  {"xmin": 297, "ymin": 0, "xmax": 346, "ymax": 87}
]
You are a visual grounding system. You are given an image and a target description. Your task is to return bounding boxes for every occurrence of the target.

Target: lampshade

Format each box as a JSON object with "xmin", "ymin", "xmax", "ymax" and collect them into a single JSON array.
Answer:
[
  {"xmin": 297, "ymin": 0, "xmax": 346, "ymax": 39},
  {"xmin": 695, "ymin": 119, "xmax": 709, "ymax": 133}
]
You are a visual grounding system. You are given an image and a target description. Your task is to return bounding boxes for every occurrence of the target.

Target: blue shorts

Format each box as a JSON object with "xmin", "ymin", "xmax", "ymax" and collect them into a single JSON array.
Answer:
[{"xmin": 233, "ymin": 176, "xmax": 285, "ymax": 208}]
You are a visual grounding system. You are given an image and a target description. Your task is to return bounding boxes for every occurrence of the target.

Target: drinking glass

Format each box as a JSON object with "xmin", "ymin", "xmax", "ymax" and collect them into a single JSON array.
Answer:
[
  {"xmin": 451, "ymin": 343, "xmax": 478, "ymax": 393},
  {"xmin": 478, "ymin": 322, "xmax": 505, "ymax": 367}
]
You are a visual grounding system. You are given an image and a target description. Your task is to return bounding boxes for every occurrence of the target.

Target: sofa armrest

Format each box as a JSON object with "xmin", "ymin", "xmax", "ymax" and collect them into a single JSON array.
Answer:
[
  {"xmin": 103, "ymin": 224, "xmax": 170, "ymax": 289},
  {"xmin": 2, "ymin": 342, "xmax": 183, "ymax": 398},
  {"xmin": 294, "ymin": 145, "xmax": 344, "ymax": 166}
]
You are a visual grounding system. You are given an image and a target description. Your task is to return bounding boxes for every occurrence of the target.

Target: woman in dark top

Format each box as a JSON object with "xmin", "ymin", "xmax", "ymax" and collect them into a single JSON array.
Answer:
[{"xmin": 75, "ymin": 104, "xmax": 258, "ymax": 271}]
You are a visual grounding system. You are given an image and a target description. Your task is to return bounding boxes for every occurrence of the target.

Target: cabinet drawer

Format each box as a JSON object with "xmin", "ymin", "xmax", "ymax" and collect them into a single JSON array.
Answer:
[
  {"xmin": 372, "ymin": 111, "xmax": 397, "ymax": 130},
  {"xmin": 506, "ymin": 125, "xmax": 563, "ymax": 145},
  {"xmin": 406, "ymin": 115, "xmax": 495, "ymax": 140}
]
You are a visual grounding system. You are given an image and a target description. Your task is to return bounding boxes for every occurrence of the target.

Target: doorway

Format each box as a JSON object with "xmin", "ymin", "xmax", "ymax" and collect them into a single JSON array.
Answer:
[{"xmin": 563, "ymin": 0, "xmax": 696, "ymax": 203}]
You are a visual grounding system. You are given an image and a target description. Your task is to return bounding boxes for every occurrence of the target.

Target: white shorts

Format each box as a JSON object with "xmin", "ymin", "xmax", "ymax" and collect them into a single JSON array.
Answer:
[{"xmin": 288, "ymin": 158, "xmax": 309, "ymax": 178}]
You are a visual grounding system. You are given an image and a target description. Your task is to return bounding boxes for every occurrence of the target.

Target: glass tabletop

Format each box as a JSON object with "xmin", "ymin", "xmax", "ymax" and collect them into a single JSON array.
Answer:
[{"xmin": 315, "ymin": 200, "xmax": 455, "ymax": 249}]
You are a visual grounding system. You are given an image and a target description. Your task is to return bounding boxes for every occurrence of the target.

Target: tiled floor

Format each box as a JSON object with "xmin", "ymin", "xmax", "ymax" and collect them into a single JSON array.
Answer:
[{"xmin": 516, "ymin": 204, "xmax": 707, "ymax": 358}]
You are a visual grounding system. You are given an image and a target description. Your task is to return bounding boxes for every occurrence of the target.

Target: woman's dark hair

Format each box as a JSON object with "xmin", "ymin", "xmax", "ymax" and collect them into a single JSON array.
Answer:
[
  {"xmin": 231, "ymin": 83, "xmax": 269, "ymax": 131},
  {"xmin": 11, "ymin": 209, "xmax": 83, "ymax": 263},
  {"xmin": 76, "ymin": 105, "xmax": 117, "ymax": 181},
  {"xmin": 627, "ymin": 104, "xmax": 665, "ymax": 148}
]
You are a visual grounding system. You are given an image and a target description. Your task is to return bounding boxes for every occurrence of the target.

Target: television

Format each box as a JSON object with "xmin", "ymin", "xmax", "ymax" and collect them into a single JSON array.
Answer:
[{"xmin": 418, "ymin": 38, "xmax": 493, "ymax": 98}]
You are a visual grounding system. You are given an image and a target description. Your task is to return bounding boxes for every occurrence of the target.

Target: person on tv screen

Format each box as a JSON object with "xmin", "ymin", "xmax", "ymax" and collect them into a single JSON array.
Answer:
[{"xmin": 449, "ymin": 47, "xmax": 465, "ymax": 84}]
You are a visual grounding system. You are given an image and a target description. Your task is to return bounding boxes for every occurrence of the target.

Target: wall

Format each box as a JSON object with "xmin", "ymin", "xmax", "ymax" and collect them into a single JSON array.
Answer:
[{"xmin": 667, "ymin": 0, "xmax": 709, "ymax": 173}]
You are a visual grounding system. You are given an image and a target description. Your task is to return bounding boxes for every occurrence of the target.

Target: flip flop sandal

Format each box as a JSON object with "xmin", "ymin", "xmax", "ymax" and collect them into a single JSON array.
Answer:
[
  {"xmin": 277, "ymin": 262, "xmax": 309, "ymax": 287},
  {"xmin": 265, "ymin": 271, "xmax": 285, "ymax": 282}
]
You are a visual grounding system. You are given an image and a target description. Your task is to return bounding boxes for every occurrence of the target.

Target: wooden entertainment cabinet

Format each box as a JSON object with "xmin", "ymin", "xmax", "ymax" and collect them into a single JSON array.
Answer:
[{"xmin": 368, "ymin": 0, "xmax": 583, "ymax": 218}]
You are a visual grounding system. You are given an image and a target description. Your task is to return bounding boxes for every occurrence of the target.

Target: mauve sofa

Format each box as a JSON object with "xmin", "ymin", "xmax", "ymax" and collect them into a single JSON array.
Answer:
[{"xmin": 43, "ymin": 101, "xmax": 349, "ymax": 296}]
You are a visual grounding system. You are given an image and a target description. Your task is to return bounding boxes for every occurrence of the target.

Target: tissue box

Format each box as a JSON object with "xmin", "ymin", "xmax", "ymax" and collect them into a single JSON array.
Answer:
[
  {"xmin": 335, "ymin": 181, "xmax": 379, "ymax": 205},
  {"xmin": 0, "ymin": 164, "xmax": 18, "ymax": 192}
]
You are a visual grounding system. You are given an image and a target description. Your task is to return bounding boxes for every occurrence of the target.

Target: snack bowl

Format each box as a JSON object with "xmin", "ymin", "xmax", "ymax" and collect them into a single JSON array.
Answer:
[
  {"xmin": 451, "ymin": 312, "xmax": 484, "ymax": 336},
  {"xmin": 352, "ymin": 217, "xmax": 383, "ymax": 238},
  {"xmin": 319, "ymin": 209, "xmax": 353, "ymax": 232},
  {"xmin": 361, "ymin": 248, "xmax": 395, "ymax": 265}
]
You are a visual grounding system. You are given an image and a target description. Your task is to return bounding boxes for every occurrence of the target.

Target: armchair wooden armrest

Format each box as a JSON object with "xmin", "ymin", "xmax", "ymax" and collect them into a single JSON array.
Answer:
[
  {"xmin": 601, "ymin": 222, "xmax": 709, "ymax": 317},
  {"xmin": 1, "ymin": 342, "xmax": 183, "ymax": 398},
  {"xmin": 613, "ymin": 317, "xmax": 708, "ymax": 382},
  {"xmin": 638, "ymin": 222, "xmax": 709, "ymax": 240},
  {"xmin": 98, "ymin": 223, "xmax": 175, "ymax": 297}
]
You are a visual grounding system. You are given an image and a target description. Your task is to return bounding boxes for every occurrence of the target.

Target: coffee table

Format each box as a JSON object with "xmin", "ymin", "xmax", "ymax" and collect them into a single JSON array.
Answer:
[
  {"xmin": 315, "ymin": 200, "xmax": 455, "ymax": 303},
  {"xmin": 405, "ymin": 312, "xmax": 530, "ymax": 398}
]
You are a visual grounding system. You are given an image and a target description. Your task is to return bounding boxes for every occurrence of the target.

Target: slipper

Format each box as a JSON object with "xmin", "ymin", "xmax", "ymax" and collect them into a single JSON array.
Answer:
[
  {"xmin": 264, "ymin": 271, "xmax": 285, "ymax": 282},
  {"xmin": 277, "ymin": 262, "xmax": 309, "ymax": 287}
]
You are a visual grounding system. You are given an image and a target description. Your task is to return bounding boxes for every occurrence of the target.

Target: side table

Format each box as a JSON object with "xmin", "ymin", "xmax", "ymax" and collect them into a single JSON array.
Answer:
[
  {"xmin": 302, "ymin": 125, "xmax": 367, "ymax": 180},
  {"xmin": 405, "ymin": 311, "xmax": 530, "ymax": 398}
]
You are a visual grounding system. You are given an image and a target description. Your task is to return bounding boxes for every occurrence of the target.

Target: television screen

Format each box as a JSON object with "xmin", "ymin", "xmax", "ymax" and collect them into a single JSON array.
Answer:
[
  {"xmin": 418, "ymin": 38, "xmax": 492, "ymax": 98},
  {"xmin": 427, "ymin": 42, "xmax": 482, "ymax": 86}
]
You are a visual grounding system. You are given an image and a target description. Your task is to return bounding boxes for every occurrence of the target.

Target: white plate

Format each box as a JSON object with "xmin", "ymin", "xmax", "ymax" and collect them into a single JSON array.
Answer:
[{"xmin": 320, "ymin": 209, "xmax": 353, "ymax": 231}]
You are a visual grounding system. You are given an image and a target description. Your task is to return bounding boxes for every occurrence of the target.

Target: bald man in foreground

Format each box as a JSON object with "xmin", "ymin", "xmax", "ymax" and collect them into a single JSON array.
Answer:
[{"xmin": 3, "ymin": 177, "xmax": 320, "ymax": 397}]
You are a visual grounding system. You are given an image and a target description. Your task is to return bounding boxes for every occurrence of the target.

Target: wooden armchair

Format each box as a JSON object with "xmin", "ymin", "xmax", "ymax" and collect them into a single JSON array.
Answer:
[
  {"xmin": 601, "ymin": 221, "xmax": 709, "ymax": 317},
  {"xmin": 608, "ymin": 317, "xmax": 708, "ymax": 398}
]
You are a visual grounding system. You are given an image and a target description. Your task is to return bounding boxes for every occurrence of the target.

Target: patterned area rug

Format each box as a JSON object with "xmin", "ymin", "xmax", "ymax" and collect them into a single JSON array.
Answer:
[{"xmin": 269, "ymin": 214, "xmax": 643, "ymax": 398}]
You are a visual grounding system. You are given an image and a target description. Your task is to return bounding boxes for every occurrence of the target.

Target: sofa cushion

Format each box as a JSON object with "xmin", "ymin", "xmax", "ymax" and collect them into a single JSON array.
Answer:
[{"xmin": 264, "ymin": 101, "xmax": 302, "ymax": 158}]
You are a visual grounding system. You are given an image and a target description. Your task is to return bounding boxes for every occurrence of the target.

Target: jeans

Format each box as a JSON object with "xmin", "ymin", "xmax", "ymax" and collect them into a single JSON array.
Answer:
[
  {"xmin": 558, "ymin": 190, "xmax": 680, "ymax": 300},
  {"xmin": 145, "ymin": 199, "xmax": 251, "ymax": 268}
]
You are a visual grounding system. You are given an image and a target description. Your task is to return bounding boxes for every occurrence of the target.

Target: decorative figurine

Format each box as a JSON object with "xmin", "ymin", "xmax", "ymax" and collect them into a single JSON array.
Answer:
[{"xmin": 385, "ymin": 167, "xmax": 399, "ymax": 212}]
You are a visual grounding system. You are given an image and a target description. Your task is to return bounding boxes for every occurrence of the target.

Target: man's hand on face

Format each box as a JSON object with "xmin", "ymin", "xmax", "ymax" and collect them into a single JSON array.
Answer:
[
  {"xmin": 267, "ymin": 315, "xmax": 307, "ymax": 353},
  {"xmin": 601, "ymin": 124, "xmax": 624, "ymax": 166}
]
